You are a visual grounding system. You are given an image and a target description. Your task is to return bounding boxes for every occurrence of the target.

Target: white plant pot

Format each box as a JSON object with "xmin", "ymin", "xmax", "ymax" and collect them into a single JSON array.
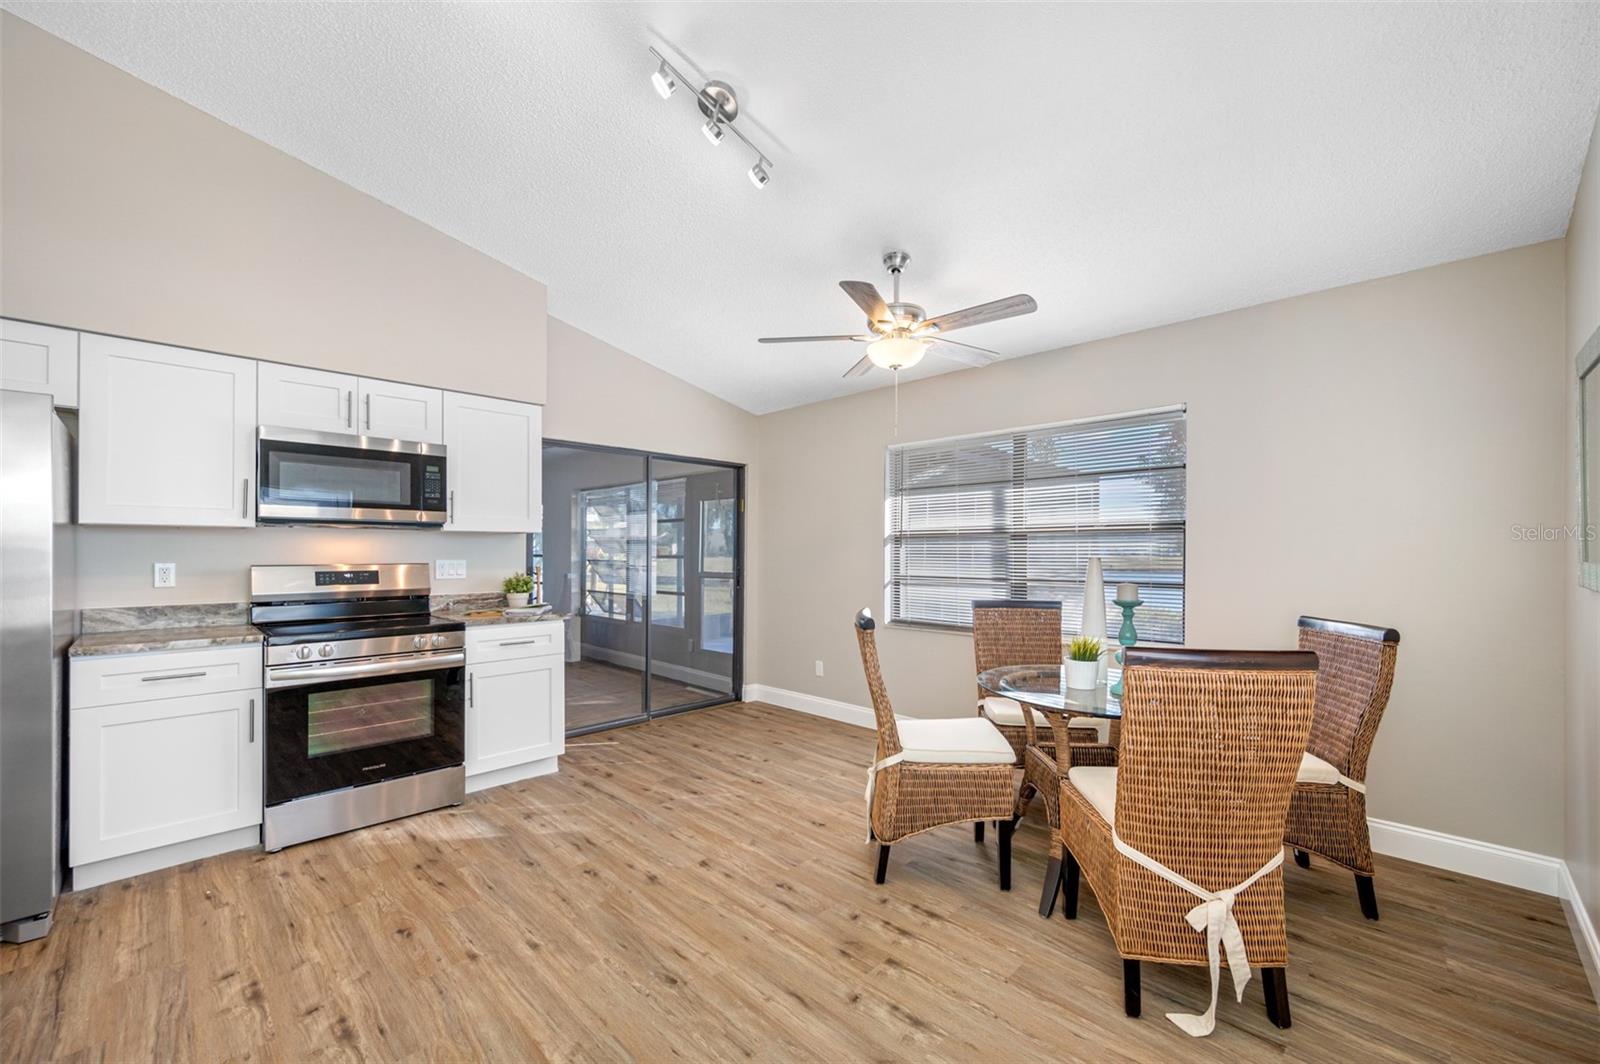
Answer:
[
  {"xmin": 506, "ymin": 592, "xmax": 531, "ymax": 609},
  {"xmin": 1064, "ymin": 658, "xmax": 1100, "ymax": 690}
]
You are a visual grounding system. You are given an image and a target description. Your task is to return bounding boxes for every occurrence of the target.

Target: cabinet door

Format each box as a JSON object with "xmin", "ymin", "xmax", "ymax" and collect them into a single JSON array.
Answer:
[
  {"xmin": 70, "ymin": 688, "xmax": 263, "ymax": 866},
  {"xmin": 258, "ymin": 362, "xmax": 357, "ymax": 434},
  {"xmin": 443, "ymin": 392, "xmax": 542, "ymax": 533},
  {"xmin": 1, "ymin": 319, "xmax": 79, "ymax": 407},
  {"xmin": 465, "ymin": 655, "xmax": 564, "ymax": 776},
  {"xmin": 357, "ymin": 378, "xmax": 444, "ymax": 443},
  {"xmin": 79, "ymin": 335, "xmax": 257, "ymax": 526}
]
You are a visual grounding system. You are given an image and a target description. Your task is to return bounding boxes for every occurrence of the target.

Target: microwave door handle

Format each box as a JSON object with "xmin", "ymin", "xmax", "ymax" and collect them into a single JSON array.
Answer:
[{"xmin": 264, "ymin": 650, "xmax": 466, "ymax": 690}]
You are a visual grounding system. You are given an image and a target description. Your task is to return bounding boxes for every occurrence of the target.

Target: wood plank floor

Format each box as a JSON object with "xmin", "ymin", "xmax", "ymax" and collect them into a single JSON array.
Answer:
[{"xmin": 3, "ymin": 702, "xmax": 1596, "ymax": 1062}]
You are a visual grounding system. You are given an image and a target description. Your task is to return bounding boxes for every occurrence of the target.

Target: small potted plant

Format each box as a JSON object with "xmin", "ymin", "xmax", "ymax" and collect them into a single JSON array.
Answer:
[
  {"xmin": 1065, "ymin": 635, "xmax": 1102, "ymax": 690},
  {"xmin": 503, "ymin": 572, "xmax": 534, "ymax": 610}
]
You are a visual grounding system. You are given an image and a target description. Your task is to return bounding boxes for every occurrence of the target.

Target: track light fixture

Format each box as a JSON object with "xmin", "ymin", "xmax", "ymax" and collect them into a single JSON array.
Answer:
[{"xmin": 648, "ymin": 45, "xmax": 773, "ymax": 190}]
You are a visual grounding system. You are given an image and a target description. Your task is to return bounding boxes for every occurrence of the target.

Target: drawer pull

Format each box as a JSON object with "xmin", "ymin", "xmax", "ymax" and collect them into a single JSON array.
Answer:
[
  {"xmin": 140, "ymin": 671, "xmax": 207, "ymax": 683},
  {"xmin": 495, "ymin": 638, "xmax": 548, "ymax": 648}
]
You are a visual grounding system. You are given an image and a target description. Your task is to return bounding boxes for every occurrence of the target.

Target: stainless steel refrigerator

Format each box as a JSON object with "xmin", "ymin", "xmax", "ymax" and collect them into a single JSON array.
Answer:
[{"xmin": 1, "ymin": 389, "xmax": 76, "ymax": 943}]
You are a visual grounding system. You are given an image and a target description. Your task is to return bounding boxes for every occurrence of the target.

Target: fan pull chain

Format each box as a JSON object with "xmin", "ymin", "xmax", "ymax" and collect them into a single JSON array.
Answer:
[{"xmin": 893, "ymin": 369, "xmax": 900, "ymax": 437}]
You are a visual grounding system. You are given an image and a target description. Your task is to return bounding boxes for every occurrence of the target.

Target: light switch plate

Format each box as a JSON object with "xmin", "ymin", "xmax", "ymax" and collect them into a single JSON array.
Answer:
[
  {"xmin": 153, "ymin": 562, "xmax": 176, "ymax": 588},
  {"xmin": 436, "ymin": 559, "xmax": 467, "ymax": 580}
]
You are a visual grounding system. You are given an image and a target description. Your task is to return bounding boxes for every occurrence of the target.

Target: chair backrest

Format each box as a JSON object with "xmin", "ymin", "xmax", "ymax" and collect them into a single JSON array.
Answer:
[
  {"xmin": 1116, "ymin": 648, "xmax": 1318, "ymax": 894},
  {"xmin": 972, "ymin": 599, "xmax": 1063, "ymax": 705},
  {"xmin": 1295, "ymin": 616, "xmax": 1400, "ymax": 781},
  {"xmin": 854, "ymin": 608, "xmax": 901, "ymax": 758}
]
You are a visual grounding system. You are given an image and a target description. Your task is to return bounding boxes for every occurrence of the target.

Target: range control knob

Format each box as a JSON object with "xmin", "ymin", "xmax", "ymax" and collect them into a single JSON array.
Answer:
[
  {"xmin": 318, "ymin": 643, "xmax": 335, "ymax": 658},
  {"xmin": 413, "ymin": 635, "xmax": 427, "ymax": 650},
  {"xmin": 296, "ymin": 645, "xmax": 314, "ymax": 661},
  {"xmin": 431, "ymin": 633, "xmax": 448, "ymax": 648}
]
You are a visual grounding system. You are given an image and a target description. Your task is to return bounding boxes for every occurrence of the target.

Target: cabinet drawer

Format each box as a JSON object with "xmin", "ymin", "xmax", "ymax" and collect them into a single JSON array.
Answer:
[
  {"xmin": 72, "ymin": 644, "xmax": 263, "ymax": 709},
  {"xmin": 466, "ymin": 622, "xmax": 564, "ymax": 663}
]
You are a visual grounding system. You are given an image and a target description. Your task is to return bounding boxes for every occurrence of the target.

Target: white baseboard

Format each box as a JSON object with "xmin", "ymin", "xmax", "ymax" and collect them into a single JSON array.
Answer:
[
  {"xmin": 1557, "ymin": 861, "xmax": 1600, "ymax": 1006},
  {"xmin": 747, "ymin": 684, "xmax": 1574, "ymax": 899}
]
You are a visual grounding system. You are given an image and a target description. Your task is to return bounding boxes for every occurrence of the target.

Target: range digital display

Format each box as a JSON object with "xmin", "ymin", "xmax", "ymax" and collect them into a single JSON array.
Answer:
[{"xmin": 314, "ymin": 570, "xmax": 380, "ymax": 587}]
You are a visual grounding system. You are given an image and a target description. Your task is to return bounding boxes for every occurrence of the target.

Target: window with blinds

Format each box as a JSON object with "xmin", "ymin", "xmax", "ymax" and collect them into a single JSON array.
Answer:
[{"xmin": 884, "ymin": 408, "xmax": 1186, "ymax": 642}]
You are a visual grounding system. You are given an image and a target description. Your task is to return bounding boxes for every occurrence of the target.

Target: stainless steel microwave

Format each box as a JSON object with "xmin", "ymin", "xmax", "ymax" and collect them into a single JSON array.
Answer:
[{"xmin": 257, "ymin": 427, "xmax": 448, "ymax": 527}]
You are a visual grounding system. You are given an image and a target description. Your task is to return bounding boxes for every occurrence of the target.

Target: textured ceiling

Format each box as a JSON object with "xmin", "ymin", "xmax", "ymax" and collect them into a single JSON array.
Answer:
[{"xmin": 5, "ymin": 2, "xmax": 1599, "ymax": 413}]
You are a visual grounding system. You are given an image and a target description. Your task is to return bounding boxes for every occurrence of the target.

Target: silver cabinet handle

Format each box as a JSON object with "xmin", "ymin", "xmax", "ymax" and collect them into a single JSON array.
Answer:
[
  {"xmin": 496, "ymin": 638, "xmax": 548, "ymax": 647},
  {"xmin": 242, "ymin": 478, "xmax": 250, "ymax": 519},
  {"xmin": 448, "ymin": 489, "xmax": 456, "ymax": 525},
  {"xmin": 364, "ymin": 393, "xmax": 371, "ymax": 430},
  {"xmin": 248, "ymin": 697, "xmax": 256, "ymax": 743},
  {"xmin": 140, "ymin": 670, "xmax": 206, "ymax": 683},
  {"xmin": 345, "ymin": 391, "xmax": 353, "ymax": 428},
  {"xmin": 468, "ymin": 673, "xmax": 474, "ymax": 708}
]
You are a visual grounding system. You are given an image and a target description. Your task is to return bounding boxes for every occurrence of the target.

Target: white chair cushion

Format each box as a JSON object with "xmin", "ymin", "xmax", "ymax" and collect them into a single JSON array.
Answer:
[
  {"xmin": 895, "ymin": 716, "xmax": 1017, "ymax": 765},
  {"xmin": 1297, "ymin": 751, "xmax": 1342, "ymax": 785},
  {"xmin": 1066, "ymin": 716, "xmax": 1110, "ymax": 743},
  {"xmin": 1067, "ymin": 766, "xmax": 1118, "ymax": 825},
  {"xmin": 979, "ymin": 695, "xmax": 1049, "ymax": 729}
]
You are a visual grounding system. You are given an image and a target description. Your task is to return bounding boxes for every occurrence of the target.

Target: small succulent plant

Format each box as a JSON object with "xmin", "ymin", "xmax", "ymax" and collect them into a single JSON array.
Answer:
[
  {"xmin": 502, "ymin": 572, "xmax": 534, "ymax": 595},
  {"xmin": 1067, "ymin": 635, "xmax": 1103, "ymax": 662}
]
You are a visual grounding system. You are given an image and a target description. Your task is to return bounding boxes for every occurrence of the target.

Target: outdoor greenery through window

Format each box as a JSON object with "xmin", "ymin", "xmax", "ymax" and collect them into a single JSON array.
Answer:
[{"xmin": 884, "ymin": 407, "xmax": 1186, "ymax": 642}]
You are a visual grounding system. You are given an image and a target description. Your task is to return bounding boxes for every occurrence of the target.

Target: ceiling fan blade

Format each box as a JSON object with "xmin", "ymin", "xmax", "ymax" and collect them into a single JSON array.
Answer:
[
  {"xmin": 842, "ymin": 354, "xmax": 874, "ymax": 379},
  {"xmin": 839, "ymin": 281, "xmax": 890, "ymax": 324},
  {"xmin": 758, "ymin": 334, "xmax": 866, "ymax": 343},
  {"xmin": 927, "ymin": 339, "xmax": 996, "ymax": 368},
  {"xmin": 922, "ymin": 293, "xmax": 1037, "ymax": 333}
]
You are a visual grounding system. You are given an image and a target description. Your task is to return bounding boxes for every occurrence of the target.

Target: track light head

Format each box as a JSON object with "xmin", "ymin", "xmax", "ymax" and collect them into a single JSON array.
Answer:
[
  {"xmin": 702, "ymin": 118, "xmax": 725, "ymax": 146},
  {"xmin": 651, "ymin": 62, "xmax": 677, "ymax": 99},
  {"xmin": 748, "ymin": 160, "xmax": 770, "ymax": 189}
]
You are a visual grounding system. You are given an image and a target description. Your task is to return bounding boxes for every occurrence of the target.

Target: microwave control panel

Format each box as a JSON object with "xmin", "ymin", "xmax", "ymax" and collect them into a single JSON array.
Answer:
[{"xmin": 422, "ymin": 462, "xmax": 445, "ymax": 510}]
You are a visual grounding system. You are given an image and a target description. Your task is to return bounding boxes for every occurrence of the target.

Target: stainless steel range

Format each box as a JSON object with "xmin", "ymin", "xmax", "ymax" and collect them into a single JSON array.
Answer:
[{"xmin": 251, "ymin": 563, "xmax": 465, "ymax": 851}]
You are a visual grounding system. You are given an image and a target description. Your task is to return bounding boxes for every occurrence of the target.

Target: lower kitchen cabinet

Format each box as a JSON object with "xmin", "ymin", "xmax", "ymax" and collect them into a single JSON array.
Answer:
[
  {"xmin": 69, "ymin": 685, "xmax": 263, "ymax": 871},
  {"xmin": 465, "ymin": 623, "xmax": 565, "ymax": 790}
]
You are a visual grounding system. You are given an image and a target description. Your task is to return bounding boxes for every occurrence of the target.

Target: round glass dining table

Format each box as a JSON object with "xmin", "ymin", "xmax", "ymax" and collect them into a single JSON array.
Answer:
[{"xmin": 976, "ymin": 664, "xmax": 1122, "ymax": 721}]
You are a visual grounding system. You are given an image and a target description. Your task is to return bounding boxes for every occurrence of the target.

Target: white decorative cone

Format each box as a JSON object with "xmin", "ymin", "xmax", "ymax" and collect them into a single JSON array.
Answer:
[{"xmin": 1083, "ymin": 558, "xmax": 1108, "ymax": 683}]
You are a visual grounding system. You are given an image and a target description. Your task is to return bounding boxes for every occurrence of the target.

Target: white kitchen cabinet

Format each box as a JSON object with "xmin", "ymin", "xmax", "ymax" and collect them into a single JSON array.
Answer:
[
  {"xmin": 1, "ymin": 318, "xmax": 79, "ymax": 407},
  {"xmin": 443, "ymin": 392, "xmax": 542, "ymax": 533},
  {"xmin": 358, "ymin": 378, "xmax": 444, "ymax": 443},
  {"xmin": 258, "ymin": 362, "xmax": 357, "ymax": 434},
  {"xmin": 79, "ymin": 334, "xmax": 257, "ymax": 527},
  {"xmin": 464, "ymin": 622, "xmax": 565, "ymax": 790},
  {"xmin": 69, "ymin": 685, "xmax": 263, "ymax": 868}
]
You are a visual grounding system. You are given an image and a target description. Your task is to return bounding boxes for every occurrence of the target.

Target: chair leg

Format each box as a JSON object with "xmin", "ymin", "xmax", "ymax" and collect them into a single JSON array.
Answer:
[
  {"xmin": 1123, "ymin": 959, "xmax": 1141, "ymax": 1017},
  {"xmin": 1062, "ymin": 849, "xmax": 1081, "ymax": 920},
  {"xmin": 974, "ymin": 820, "xmax": 984, "ymax": 843},
  {"xmin": 1038, "ymin": 856, "xmax": 1063, "ymax": 917},
  {"xmin": 1262, "ymin": 967, "xmax": 1291, "ymax": 1028},
  {"xmin": 1293, "ymin": 848, "xmax": 1310, "ymax": 869},
  {"xmin": 1356, "ymin": 874, "xmax": 1379, "ymax": 920},
  {"xmin": 997, "ymin": 818, "xmax": 1014, "ymax": 891},
  {"xmin": 874, "ymin": 844, "xmax": 891, "ymax": 885}
]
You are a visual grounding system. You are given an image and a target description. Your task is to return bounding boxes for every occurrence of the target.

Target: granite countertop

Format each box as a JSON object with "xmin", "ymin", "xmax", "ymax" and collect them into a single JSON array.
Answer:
[
  {"xmin": 70, "ymin": 624, "xmax": 265, "ymax": 658},
  {"xmin": 432, "ymin": 608, "xmax": 569, "ymax": 628}
]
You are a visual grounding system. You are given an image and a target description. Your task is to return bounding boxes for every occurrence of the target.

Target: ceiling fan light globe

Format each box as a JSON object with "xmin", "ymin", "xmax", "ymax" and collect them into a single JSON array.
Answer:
[{"xmin": 866, "ymin": 335, "xmax": 928, "ymax": 371}]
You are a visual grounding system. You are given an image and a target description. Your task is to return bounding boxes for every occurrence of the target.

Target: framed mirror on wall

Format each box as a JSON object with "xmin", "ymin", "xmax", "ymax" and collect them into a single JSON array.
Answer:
[{"xmin": 1580, "ymin": 323, "xmax": 1600, "ymax": 591}]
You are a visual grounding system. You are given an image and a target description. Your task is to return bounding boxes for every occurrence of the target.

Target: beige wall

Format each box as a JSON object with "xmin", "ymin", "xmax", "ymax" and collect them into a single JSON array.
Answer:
[
  {"xmin": 74, "ymin": 527, "xmax": 524, "ymax": 608},
  {"xmin": 756, "ymin": 241, "xmax": 1569, "ymax": 855},
  {"xmin": 0, "ymin": 13, "xmax": 546, "ymax": 402},
  {"xmin": 1565, "ymin": 108, "xmax": 1600, "ymax": 942},
  {"xmin": 545, "ymin": 316, "xmax": 763, "ymax": 685}
]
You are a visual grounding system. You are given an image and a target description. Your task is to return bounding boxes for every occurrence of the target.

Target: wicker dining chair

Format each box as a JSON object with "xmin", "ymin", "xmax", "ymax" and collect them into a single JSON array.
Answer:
[
  {"xmin": 1060, "ymin": 647, "xmax": 1318, "ymax": 1035},
  {"xmin": 1286, "ymin": 616, "xmax": 1401, "ymax": 920},
  {"xmin": 856, "ymin": 608, "xmax": 1018, "ymax": 888}
]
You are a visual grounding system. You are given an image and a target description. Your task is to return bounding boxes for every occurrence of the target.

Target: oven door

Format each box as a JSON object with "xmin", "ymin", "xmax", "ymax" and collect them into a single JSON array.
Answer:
[
  {"xmin": 264, "ymin": 653, "xmax": 464, "ymax": 806},
  {"xmin": 258, "ymin": 427, "xmax": 447, "ymax": 526}
]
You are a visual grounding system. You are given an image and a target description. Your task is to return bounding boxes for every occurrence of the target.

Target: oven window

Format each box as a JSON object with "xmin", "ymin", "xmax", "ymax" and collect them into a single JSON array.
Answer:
[
  {"xmin": 265, "ymin": 451, "xmax": 414, "ymax": 508},
  {"xmin": 306, "ymin": 677, "xmax": 436, "ymax": 757}
]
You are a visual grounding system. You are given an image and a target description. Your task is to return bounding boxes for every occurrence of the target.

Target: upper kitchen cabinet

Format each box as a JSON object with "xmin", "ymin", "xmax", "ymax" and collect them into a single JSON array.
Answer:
[
  {"xmin": 1, "ymin": 318, "xmax": 79, "ymax": 407},
  {"xmin": 358, "ymin": 378, "xmax": 444, "ymax": 444},
  {"xmin": 79, "ymin": 334, "xmax": 257, "ymax": 527},
  {"xmin": 258, "ymin": 362, "xmax": 357, "ymax": 434},
  {"xmin": 443, "ymin": 392, "xmax": 542, "ymax": 533}
]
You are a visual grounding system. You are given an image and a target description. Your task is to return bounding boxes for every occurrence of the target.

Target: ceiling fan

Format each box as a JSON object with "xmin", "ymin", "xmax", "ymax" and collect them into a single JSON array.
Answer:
[{"xmin": 758, "ymin": 251, "xmax": 1037, "ymax": 378}]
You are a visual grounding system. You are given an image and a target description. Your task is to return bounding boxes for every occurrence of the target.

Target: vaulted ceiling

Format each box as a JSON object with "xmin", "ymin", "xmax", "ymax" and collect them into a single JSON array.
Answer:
[{"xmin": 6, "ymin": 2, "xmax": 1599, "ymax": 412}]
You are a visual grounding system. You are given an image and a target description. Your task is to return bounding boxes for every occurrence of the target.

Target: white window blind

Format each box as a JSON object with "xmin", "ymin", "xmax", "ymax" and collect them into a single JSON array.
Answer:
[{"xmin": 885, "ymin": 408, "xmax": 1186, "ymax": 642}]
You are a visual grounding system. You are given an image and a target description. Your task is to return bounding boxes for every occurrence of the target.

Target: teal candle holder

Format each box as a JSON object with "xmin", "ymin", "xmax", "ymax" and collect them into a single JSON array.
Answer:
[{"xmin": 1108, "ymin": 597, "xmax": 1142, "ymax": 699}]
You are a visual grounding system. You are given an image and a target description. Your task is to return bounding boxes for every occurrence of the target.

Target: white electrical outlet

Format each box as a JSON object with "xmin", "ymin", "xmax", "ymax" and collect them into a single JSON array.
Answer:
[
  {"xmin": 153, "ymin": 562, "xmax": 177, "ymax": 588},
  {"xmin": 435, "ymin": 559, "xmax": 467, "ymax": 580},
  {"xmin": 815, "ymin": 659, "xmax": 825, "ymax": 677}
]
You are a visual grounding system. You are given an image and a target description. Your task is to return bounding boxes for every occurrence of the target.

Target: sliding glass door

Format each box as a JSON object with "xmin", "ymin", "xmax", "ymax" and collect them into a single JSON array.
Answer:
[{"xmin": 536, "ymin": 441, "xmax": 743, "ymax": 736}]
